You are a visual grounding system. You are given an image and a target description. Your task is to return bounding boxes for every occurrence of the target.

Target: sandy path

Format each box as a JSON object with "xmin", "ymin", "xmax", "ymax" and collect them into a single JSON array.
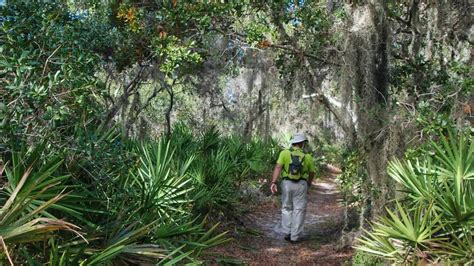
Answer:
[{"xmin": 204, "ymin": 176, "xmax": 354, "ymax": 265}]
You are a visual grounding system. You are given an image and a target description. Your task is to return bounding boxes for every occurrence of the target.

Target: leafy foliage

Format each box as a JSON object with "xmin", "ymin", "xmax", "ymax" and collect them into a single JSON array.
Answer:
[
  {"xmin": 337, "ymin": 150, "xmax": 369, "ymax": 205},
  {"xmin": 0, "ymin": 1, "xmax": 103, "ymax": 148},
  {"xmin": 352, "ymin": 249, "xmax": 385, "ymax": 266},
  {"xmin": 355, "ymin": 130, "xmax": 474, "ymax": 264},
  {"xmin": 391, "ymin": 27, "xmax": 473, "ymax": 137}
]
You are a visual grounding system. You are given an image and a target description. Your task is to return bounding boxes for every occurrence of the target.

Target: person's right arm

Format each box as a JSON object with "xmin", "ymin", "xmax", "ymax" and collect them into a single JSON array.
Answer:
[
  {"xmin": 270, "ymin": 164, "xmax": 282, "ymax": 194},
  {"xmin": 270, "ymin": 150, "xmax": 288, "ymax": 194}
]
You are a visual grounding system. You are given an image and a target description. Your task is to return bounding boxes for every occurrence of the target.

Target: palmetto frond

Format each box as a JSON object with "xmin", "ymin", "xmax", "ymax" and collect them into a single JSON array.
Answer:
[{"xmin": 356, "ymin": 130, "xmax": 474, "ymax": 263}]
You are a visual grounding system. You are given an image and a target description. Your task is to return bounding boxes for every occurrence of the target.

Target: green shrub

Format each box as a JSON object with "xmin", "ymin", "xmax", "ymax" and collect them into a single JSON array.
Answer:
[
  {"xmin": 337, "ymin": 150, "xmax": 369, "ymax": 205},
  {"xmin": 355, "ymin": 130, "xmax": 474, "ymax": 264},
  {"xmin": 0, "ymin": 121, "xmax": 278, "ymax": 264},
  {"xmin": 0, "ymin": 144, "xmax": 78, "ymax": 253},
  {"xmin": 0, "ymin": 1, "xmax": 104, "ymax": 149},
  {"xmin": 352, "ymin": 250, "xmax": 385, "ymax": 266},
  {"xmin": 164, "ymin": 125, "xmax": 277, "ymax": 215}
]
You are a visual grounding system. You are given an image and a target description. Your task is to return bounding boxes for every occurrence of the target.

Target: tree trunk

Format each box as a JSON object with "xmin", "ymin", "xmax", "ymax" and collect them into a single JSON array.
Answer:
[{"xmin": 343, "ymin": 2, "xmax": 398, "ymax": 222}]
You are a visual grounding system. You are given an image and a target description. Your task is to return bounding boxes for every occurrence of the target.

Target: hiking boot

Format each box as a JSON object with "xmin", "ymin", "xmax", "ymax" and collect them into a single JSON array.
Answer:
[{"xmin": 289, "ymin": 235, "xmax": 309, "ymax": 244}]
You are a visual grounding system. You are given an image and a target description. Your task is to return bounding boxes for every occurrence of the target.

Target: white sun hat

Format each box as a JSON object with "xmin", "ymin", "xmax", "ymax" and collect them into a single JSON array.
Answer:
[{"xmin": 291, "ymin": 132, "xmax": 307, "ymax": 144}]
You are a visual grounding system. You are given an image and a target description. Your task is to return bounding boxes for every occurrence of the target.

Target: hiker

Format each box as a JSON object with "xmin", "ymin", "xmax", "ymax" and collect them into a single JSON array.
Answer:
[{"xmin": 270, "ymin": 132, "xmax": 316, "ymax": 243}]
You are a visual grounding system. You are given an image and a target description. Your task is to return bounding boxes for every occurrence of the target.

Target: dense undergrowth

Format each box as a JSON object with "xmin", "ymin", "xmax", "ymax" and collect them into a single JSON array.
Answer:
[
  {"xmin": 355, "ymin": 130, "xmax": 474, "ymax": 264},
  {"xmin": 0, "ymin": 2, "xmax": 280, "ymax": 263},
  {"xmin": 0, "ymin": 124, "xmax": 277, "ymax": 264}
]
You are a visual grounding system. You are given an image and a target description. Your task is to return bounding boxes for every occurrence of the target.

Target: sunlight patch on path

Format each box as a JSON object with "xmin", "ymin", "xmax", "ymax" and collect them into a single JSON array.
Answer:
[
  {"xmin": 265, "ymin": 247, "xmax": 284, "ymax": 253},
  {"xmin": 305, "ymin": 213, "xmax": 331, "ymax": 224},
  {"xmin": 315, "ymin": 181, "xmax": 337, "ymax": 190}
]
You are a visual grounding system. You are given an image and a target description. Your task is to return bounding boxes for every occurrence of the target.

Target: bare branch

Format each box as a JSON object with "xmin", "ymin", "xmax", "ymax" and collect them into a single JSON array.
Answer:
[
  {"xmin": 268, "ymin": 43, "xmax": 340, "ymax": 66},
  {"xmin": 104, "ymin": 65, "xmax": 147, "ymax": 124},
  {"xmin": 41, "ymin": 45, "xmax": 62, "ymax": 78}
]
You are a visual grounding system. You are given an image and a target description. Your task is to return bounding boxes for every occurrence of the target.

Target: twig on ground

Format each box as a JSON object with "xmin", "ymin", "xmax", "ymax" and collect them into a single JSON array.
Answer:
[{"xmin": 0, "ymin": 237, "xmax": 14, "ymax": 266}]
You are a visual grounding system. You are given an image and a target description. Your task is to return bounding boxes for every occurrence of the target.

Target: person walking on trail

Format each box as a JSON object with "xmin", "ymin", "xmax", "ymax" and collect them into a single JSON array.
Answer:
[{"xmin": 270, "ymin": 132, "xmax": 316, "ymax": 243}]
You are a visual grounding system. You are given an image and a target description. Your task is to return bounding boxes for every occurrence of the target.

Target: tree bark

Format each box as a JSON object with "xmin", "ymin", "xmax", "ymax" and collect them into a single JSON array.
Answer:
[{"xmin": 343, "ymin": 2, "xmax": 397, "ymax": 222}]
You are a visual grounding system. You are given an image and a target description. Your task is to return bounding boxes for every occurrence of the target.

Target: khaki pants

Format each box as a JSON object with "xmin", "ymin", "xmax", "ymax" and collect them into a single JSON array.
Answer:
[{"xmin": 281, "ymin": 179, "xmax": 308, "ymax": 241}]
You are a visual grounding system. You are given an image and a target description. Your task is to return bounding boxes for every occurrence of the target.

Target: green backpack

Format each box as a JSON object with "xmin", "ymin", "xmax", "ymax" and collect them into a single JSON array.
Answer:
[{"xmin": 288, "ymin": 148, "xmax": 305, "ymax": 180}]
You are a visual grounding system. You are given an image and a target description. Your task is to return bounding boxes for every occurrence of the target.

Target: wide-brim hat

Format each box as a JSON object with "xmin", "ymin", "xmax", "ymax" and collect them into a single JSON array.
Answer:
[{"xmin": 291, "ymin": 132, "xmax": 307, "ymax": 144}]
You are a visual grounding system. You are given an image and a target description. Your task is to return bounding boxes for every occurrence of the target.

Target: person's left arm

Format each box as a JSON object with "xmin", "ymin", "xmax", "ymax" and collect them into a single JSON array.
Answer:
[
  {"xmin": 307, "ymin": 171, "xmax": 315, "ymax": 187},
  {"xmin": 305, "ymin": 155, "xmax": 316, "ymax": 187}
]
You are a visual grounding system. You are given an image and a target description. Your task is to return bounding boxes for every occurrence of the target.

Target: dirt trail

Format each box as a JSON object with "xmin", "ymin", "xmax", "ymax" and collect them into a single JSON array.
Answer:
[{"xmin": 205, "ymin": 176, "xmax": 354, "ymax": 265}]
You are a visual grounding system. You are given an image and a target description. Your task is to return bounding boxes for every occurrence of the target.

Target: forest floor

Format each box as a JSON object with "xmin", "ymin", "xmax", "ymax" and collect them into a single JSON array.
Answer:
[{"xmin": 204, "ymin": 175, "xmax": 355, "ymax": 265}]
